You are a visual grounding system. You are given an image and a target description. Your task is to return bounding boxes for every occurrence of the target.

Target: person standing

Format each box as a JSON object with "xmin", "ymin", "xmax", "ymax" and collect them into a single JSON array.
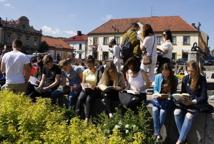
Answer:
[
  {"xmin": 109, "ymin": 39, "xmax": 121, "ymax": 72},
  {"xmin": 1, "ymin": 39, "xmax": 31, "ymax": 93},
  {"xmin": 141, "ymin": 24, "xmax": 157, "ymax": 82},
  {"xmin": 157, "ymin": 30, "xmax": 173, "ymax": 73},
  {"xmin": 120, "ymin": 23, "xmax": 141, "ymax": 63}
]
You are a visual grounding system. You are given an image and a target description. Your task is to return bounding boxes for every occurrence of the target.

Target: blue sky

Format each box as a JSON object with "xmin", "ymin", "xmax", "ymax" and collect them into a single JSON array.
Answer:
[{"xmin": 0, "ymin": 0, "xmax": 213, "ymax": 49}]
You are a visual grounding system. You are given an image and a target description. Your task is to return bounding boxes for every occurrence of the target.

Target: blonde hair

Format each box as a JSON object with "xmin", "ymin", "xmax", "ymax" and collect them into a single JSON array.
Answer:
[{"xmin": 102, "ymin": 61, "xmax": 118, "ymax": 85}]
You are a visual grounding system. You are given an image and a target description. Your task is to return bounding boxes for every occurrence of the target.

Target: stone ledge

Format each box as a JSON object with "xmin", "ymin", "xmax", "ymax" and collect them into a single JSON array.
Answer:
[{"xmin": 147, "ymin": 103, "xmax": 214, "ymax": 144}]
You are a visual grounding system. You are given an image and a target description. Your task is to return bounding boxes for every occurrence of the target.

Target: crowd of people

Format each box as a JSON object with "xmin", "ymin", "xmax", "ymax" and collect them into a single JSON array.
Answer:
[{"xmin": 0, "ymin": 22, "xmax": 212, "ymax": 144}]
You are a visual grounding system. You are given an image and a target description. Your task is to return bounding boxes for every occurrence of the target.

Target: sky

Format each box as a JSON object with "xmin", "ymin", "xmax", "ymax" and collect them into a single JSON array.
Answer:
[{"xmin": 0, "ymin": 0, "xmax": 214, "ymax": 49}]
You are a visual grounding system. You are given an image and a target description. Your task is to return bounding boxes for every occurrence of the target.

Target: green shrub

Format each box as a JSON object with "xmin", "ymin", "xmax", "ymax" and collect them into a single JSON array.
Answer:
[{"xmin": 0, "ymin": 90, "xmax": 155, "ymax": 144}]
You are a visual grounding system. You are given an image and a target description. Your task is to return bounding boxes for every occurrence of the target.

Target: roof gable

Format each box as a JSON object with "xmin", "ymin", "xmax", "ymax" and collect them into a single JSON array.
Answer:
[{"xmin": 88, "ymin": 16, "xmax": 197, "ymax": 35}]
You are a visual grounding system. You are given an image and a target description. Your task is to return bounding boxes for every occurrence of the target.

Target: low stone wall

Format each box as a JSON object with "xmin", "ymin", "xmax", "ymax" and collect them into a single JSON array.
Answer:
[{"xmin": 147, "ymin": 103, "xmax": 214, "ymax": 144}]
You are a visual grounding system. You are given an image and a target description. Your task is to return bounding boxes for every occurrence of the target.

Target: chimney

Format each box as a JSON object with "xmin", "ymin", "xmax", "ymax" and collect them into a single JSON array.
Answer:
[
  {"xmin": 77, "ymin": 31, "xmax": 82, "ymax": 36},
  {"xmin": 192, "ymin": 23, "xmax": 197, "ymax": 29}
]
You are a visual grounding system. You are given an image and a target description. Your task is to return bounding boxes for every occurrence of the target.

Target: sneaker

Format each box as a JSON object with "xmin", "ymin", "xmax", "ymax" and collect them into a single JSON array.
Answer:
[
  {"xmin": 109, "ymin": 113, "xmax": 113, "ymax": 118},
  {"xmin": 156, "ymin": 135, "xmax": 163, "ymax": 142}
]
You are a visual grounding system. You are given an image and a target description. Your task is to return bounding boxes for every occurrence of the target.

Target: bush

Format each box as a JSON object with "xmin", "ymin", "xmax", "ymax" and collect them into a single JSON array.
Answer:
[{"xmin": 0, "ymin": 90, "xmax": 155, "ymax": 144}]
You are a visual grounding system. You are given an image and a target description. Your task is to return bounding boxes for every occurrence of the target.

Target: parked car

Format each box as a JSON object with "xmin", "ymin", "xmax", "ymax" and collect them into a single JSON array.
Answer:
[
  {"xmin": 203, "ymin": 55, "xmax": 214, "ymax": 65},
  {"xmin": 176, "ymin": 58, "xmax": 188, "ymax": 65}
]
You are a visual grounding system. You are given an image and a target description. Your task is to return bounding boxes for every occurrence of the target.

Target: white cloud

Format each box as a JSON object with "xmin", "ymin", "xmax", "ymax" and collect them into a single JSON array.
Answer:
[
  {"xmin": 0, "ymin": 0, "xmax": 14, "ymax": 8},
  {"xmin": 4, "ymin": 3, "xmax": 11, "ymax": 7},
  {"xmin": 64, "ymin": 30, "xmax": 76, "ymax": 36},
  {"xmin": 41, "ymin": 25, "xmax": 75, "ymax": 37},
  {"xmin": 102, "ymin": 14, "xmax": 113, "ymax": 22}
]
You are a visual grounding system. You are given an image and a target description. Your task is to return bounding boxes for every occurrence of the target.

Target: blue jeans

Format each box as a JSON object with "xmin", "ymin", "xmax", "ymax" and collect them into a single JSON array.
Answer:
[
  {"xmin": 67, "ymin": 91, "xmax": 79, "ymax": 108},
  {"xmin": 152, "ymin": 106, "xmax": 167, "ymax": 136},
  {"xmin": 174, "ymin": 108, "xmax": 196, "ymax": 142}
]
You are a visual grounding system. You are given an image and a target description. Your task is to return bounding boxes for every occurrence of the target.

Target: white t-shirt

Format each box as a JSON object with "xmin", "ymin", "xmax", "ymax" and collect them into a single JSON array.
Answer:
[
  {"xmin": 142, "ymin": 35, "xmax": 157, "ymax": 57},
  {"xmin": 2, "ymin": 50, "xmax": 30, "ymax": 84},
  {"xmin": 113, "ymin": 45, "xmax": 121, "ymax": 58},
  {"xmin": 127, "ymin": 70, "xmax": 146, "ymax": 93},
  {"xmin": 159, "ymin": 40, "xmax": 173, "ymax": 59}
]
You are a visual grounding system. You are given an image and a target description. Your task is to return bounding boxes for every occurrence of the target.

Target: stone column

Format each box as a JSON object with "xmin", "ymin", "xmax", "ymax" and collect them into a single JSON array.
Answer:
[{"xmin": 188, "ymin": 51, "xmax": 199, "ymax": 62}]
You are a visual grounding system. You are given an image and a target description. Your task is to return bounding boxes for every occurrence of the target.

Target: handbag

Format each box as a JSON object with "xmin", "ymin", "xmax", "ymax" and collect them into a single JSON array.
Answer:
[
  {"xmin": 142, "ymin": 36, "xmax": 155, "ymax": 65},
  {"xmin": 142, "ymin": 55, "xmax": 152, "ymax": 65}
]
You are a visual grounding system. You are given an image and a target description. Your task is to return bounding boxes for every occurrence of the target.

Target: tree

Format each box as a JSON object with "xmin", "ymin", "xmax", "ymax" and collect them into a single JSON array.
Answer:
[{"xmin": 37, "ymin": 41, "xmax": 49, "ymax": 53}]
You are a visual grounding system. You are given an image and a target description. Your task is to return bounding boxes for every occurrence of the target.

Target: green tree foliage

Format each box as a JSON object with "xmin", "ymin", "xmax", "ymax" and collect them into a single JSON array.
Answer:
[{"xmin": 37, "ymin": 41, "xmax": 49, "ymax": 53}]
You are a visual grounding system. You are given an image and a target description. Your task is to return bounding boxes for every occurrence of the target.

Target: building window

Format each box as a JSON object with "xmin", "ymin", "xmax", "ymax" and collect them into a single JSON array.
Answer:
[
  {"xmin": 103, "ymin": 37, "xmax": 109, "ymax": 45},
  {"xmin": 17, "ymin": 34, "xmax": 22, "ymax": 40},
  {"xmin": 26, "ymin": 35, "xmax": 30, "ymax": 41},
  {"xmin": 79, "ymin": 43, "xmax": 82, "ymax": 50},
  {"xmin": 156, "ymin": 36, "xmax": 162, "ymax": 45},
  {"xmin": 93, "ymin": 37, "xmax": 98, "ymax": 45},
  {"xmin": 7, "ymin": 34, "xmax": 11, "ymax": 43},
  {"xmin": 172, "ymin": 36, "xmax": 177, "ymax": 45},
  {"xmin": 183, "ymin": 36, "xmax": 190, "ymax": 45},
  {"xmin": 114, "ymin": 36, "xmax": 120, "ymax": 45},
  {"xmin": 34, "ymin": 37, "xmax": 38, "ymax": 42}
]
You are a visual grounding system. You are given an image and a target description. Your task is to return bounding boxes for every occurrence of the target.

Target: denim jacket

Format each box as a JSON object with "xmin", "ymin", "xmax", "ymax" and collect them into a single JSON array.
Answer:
[{"xmin": 153, "ymin": 73, "xmax": 178, "ymax": 95}]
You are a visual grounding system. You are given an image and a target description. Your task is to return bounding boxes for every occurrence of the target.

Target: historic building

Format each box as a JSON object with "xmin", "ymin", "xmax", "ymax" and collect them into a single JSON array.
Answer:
[
  {"xmin": 41, "ymin": 36, "xmax": 73, "ymax": 62},
  {"xmin": 0, "ymin": 16, "xmax": 42, "ymax": 53},
  {"xmin": 64, "ymin": 31, "xmax": 88, "ymax": 60},
  {"xmin": 87, "ymin": 16, "xmax": 209, "ymax": 60}
]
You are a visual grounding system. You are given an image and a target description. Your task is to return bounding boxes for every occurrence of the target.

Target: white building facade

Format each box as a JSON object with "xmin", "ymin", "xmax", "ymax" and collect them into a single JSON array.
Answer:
[
  {"xmin": 87, "ymin": 16, "xmax": 209, "ymax": 61},
  {"xmin": 65, "ymin": 31, "xmax": 88, "ymax": 60}
]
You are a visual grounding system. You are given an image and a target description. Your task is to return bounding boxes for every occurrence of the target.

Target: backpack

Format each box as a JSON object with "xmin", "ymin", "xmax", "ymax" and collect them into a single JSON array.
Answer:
[
  {"xmin": 120, "ymin": 39, "xmax": 132, "ymax": 60},
  {"xmin": 120, "ymin": 30, "xmax": 137, "ymax": 62}
]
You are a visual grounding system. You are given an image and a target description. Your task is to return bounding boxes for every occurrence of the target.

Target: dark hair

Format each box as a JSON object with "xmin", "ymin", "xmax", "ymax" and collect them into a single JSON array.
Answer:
[
  {"xmin": 163, "ymin": 29, "xmax": 173, "ymax": 43},
  {"xmin": 42, "ymin": 55, "xmax": 53, "ymax": 64},
  {"xmin": 161, "ymin": 63, "xmax": 177, "ymax": 93},
  {"xmin": 59, "ymin": 59, "xmax": 71, "ymax": 68},
  {"xmin": 143, "ymin": 24, "xmax": 154, "ymax": 37},
  {"xmin": 131, "ymin": 22, "xmax": 140, "ymax": 29},
  {"xmin": 86, "ymin": 55, "xmax": 95, "ymax": 64},
  {"xmin": 109, "ymin": 38, "xmax": 116, "ymax": 47},
  {"xmin": 161, "ymin": 63, "xmax": 173, "ymax": 76},
  {"xmin": 123, "ymin": 56, "xmax": 141, "ymax": 73},
  {"xmin": 13, "ymin": 39, "xmax": 23, "ymax": 49}
]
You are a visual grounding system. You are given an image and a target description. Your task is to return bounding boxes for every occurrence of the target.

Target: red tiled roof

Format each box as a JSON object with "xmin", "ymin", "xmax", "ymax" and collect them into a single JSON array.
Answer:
[
  {"xmin": 41, "ymin": 36, "xmax": 71, "ymax": 49},
  {"xmin": 64, "ymin": 34, "xmax": 88, "ymax": 43},
  {"xmin": 88, "ymin": 16, "xmax": 197, "ymax": 35}
]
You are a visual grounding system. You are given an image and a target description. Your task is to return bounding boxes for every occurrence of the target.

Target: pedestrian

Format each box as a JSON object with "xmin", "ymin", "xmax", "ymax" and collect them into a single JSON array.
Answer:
[
  {"xmin": 1, "ymin": 39, "xmax": 31, "ymax": 93},
  {"xmin": 109, "ymin": 38, "xmax": 122, "ymax": 72},
  {"xmin": 141, "ymin": 24, "xmax": 157, "ymax": 83},
  {"xmin": 157, "ymin": 29, "xmax": 173, "ymax": 73}
]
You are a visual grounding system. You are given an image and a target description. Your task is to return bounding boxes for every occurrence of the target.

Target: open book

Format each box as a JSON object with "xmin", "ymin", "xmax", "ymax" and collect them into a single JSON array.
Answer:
[
  {"xmin": 172, "ymin": 93, "xmax": 191, "ymax": 101},
  {"xmin": 28, "ymin": 76, "xmax": 39, "ymax": 86},
  {"xmin": 152, "ymin": 93, "xmax": 169, "ymax": 99},
  {"xmin": 125, "ymin": 90, "xmax": 139, "ymax": 95}
]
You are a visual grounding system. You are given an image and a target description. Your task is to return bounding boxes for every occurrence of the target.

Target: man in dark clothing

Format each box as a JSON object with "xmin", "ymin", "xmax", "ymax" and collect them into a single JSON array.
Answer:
[{"xmin": 28, "ymin": 55, "xmax": 62, "ymax": 103}]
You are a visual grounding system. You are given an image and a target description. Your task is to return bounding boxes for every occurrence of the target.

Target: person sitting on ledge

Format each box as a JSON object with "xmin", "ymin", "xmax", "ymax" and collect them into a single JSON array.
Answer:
[
  {"xmin": 98, "ymin": 61, "xmax": 126, "ymax": 118},
  {"xmin": 174, "ymin": 60, "xmax": 211, "ymax": 144}
]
